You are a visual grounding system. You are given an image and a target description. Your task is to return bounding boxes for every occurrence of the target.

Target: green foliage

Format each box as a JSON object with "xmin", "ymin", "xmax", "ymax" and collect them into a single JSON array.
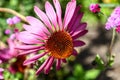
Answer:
[
  {"xmin": 4, "ymin": 70, "xmax": 23, "ymax": 80},
  {"xmin": 94, "ymin": 54, "xmax": 105, "ymax": 70},
  {"xmin": 67, "ymin": 64, "xmax": 100, "ymax": 80}
]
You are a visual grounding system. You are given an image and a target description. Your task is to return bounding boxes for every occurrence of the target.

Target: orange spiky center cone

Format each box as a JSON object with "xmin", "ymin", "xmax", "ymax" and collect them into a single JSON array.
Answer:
[{"xmin": 45, "ymin": 31, "xmax": 73, "ymax": 59}]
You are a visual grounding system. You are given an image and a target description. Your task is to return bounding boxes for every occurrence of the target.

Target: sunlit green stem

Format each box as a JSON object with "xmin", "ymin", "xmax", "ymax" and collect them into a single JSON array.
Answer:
[
  {"xmin": 109, "ymin": 28, "xmax": 116, "ymax": 55},
  {"xmin": 0, "ymin": 8, "xmax": 28, "ymax": 24}
]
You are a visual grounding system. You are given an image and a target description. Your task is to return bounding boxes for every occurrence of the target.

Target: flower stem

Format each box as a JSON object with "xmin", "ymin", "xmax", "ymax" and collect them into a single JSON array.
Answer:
[
  {"xmin": 109, "ymin": 28, "xmax": 116, "ymax": 55},
  {"xmin": 0, "ymin": 8, "xmax": 28, "ymax": 24}
]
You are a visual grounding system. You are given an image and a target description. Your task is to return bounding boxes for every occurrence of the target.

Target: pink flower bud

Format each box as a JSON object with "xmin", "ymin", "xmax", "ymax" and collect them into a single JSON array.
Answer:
[
  {"xmin": 12, "ymin": 16, "xmax": 21, "ymax": 24},
  {"xmin": 6, "ymin": 18, "xmax": 14, "ymax": 25},
  {"xmin": 89, "ymin": 4, "xmax": 101, "ymax": 13},
  {"xmin": 4, "ymin": 29, "xmax": 11, "ymax": 35}
]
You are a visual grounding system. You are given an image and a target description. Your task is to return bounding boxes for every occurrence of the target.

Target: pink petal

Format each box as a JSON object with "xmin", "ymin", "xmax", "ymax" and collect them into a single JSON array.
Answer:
[
  {"xmin": 56, "ymin": 59, "xmax": 61, "ymax": 70},
  {"xmin": 67, "ymin": 6, "xmax": 82, "ymax": 31},
  {"xmin": 15, "ymin": 45, "xmax": 41, "ymax": 50},
  {"xmin": 17, "ymin": 31, "xmax": 41, "ymax": 44},
  {"xmin": 23, "ymin": 52, "xmax": 46, "ymax": 65},
  {"xmin": 44, "ymin": 56, "xmax": 54, "ymax": 74},
  {"xmin": 53, "ymin": 0, "xmax": 62, "ymax": 30},
  {"xmin": 36, "ymin": 57, "xmax": 51, "ymax": 75},
  {"xmin": 34, "ymin": 6, "xmax": 53, "ymax": 31},
  {"xmin": 61, "ymin": 59, "xmax": 67, "ymax": 63},
  {"xmin": 72, "ymin": 49, "xmax": 78, "ymax": 56},
  {"xmin": 63, "ymin": 0, "xmax": 76, "ymax": 29},
  {"xmin": 7, "ymin": 39, "xmax": 15, "ymax": 54},
  {"xmin": 0, "ymin": 76, "xmax": 3, "ymax": 79},
  {"xmin": 26, "ymin": 16, "xmax": 50, "ymax": 36},
  {"xmin": 23, "ymin": 24, "xmax": 47, "ymax": 40},
  {"xmin": 70, "ymin": 23, "xmax": 87, "ymax": 34},
  {"xmin": 19, "ymin": 47, "xmax": 44, "ymax": 55},
  {"xmin": 0, "ymin": 68, "xmax": 4, "ymax": 72},
  {"xmin": 73, "ymin": 40, "xmax": 85, "ymax": 47},
  {"xmin": 0, "ymin": 60, "xmax": 2, "ymax": 64},
  {"xmin": 72, "ymin": 30, "xmax": 88, "ymax": 40},
  {"xmin": 45, "ymin": 1, "xmax": 57, "ymax": 29}
]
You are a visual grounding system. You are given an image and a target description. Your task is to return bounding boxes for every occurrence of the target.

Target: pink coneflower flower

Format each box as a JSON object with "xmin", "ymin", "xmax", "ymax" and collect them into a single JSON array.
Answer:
[
  {"xmin": 8, "ymin": 55, "xmax": 27, "ymax": 74},
  {"xmin": 0, "ymin": 34, "xmax": 18, "ymax": 62},
  {"xmin": 89, "ymin": 4, "xmax": 101, "ymax": 13},
  {"xmin": 17, "ymin": 0, "xmax": 87, "ymax": 75},
  {"xmin": 105, "ymin": 7, "xmax": 120, "ymax": 30},
  {"xmin": 0, "ymin": 60, "xmax": 4, "ymax": 79}
]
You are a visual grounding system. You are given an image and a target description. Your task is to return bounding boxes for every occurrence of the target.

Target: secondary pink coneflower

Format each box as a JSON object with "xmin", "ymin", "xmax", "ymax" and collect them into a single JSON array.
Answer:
[
  {"xmin": 0, "ymin": 34, "xmax": 18, "ymax": 62},
  {"xmin": 17, "ymin": 0, "xmax": 87, "ymax": 75}
]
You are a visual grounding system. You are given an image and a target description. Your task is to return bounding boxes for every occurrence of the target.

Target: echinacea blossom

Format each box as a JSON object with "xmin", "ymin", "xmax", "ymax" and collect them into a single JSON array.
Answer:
[
  {"xmin": 8, "ymin": 55, "xmax": 26, "ymax": 74},
  {"xmin": 0, "ymin": 60, "xmax": 4, "ymax": 79},
  {"xmin": 89, "ymin": 4, "xmax": 101, "ymax": 13},
  {"xmin": 105, "ymin": 7, "xmax": 120, "ymax": 30},
  {"xmin": 17, "ymin": 0, "xmax": 87, "ymax": 75},
  {"xmin": 0, "ymin": 34, "xmax": 17, "ymax": 62}
]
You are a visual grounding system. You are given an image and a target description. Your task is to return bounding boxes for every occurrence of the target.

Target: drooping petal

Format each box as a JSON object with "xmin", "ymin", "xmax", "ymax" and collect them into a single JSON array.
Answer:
[
  {"xmin": 44, "ymin": 56, "xmax": 54, "ymax": 74},
  {"xmin": 53, "ymin": 0, "xmax": 62, "ymax": 29},
  {"xmin": 61, "ymin": 59, "xmax": 67, "ymax": 63},
  {"xmin": 73, "ymin": 40, "xmax": 85, "ymax": 47},
  {"xmin": 63, "ymin": 0, "xmax": 76, "ymax": 29},
  {"xmin": 56, "ymin": 59, "xmax": 61, "ymax": 70},
  {"xmin": 17, "ymin": 31, "xmax": 41, "ymax": 44},
  {"xmin": 23, "ymin": 52, "xmax": 46, "ymax": 65},
  {"xmin": 72, "ymin": 30, "xmax": 88, "ymax": 40},
  {"xmin": 36, "ymin": 57, "xmax": 51, "ymax": 75},
  {"xmin": 34, "ymin": 6, "xmax": 53, "ymax": 31},
  {"xmin": 45, "ymin": 1, "xmax": 57, "ymax": 29},
  {"xmin": 72, "ymin": 49, "xmax": 78, "ymax": 56}
]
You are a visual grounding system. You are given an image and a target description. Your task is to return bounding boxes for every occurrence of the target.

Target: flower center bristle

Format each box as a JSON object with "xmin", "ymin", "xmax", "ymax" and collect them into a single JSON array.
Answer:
[{"xmin": 45, "ymin": 31, "xmax": 73, "ymax": 59}]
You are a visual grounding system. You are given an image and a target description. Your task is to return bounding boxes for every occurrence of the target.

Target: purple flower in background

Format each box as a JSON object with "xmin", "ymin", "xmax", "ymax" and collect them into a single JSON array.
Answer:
[
  {"xmin": 0, "ymin": 34, "xmax": 18, "ymax": 62},
  {"xmin": 6, "ymin": 18, "xmax": 14, "ymax": 25},
  {"xmin": 105, "ymin": 7, "xmax": 120, "ymax": 30},
  {"xmin": 0, "ymin": 60, "xmax": 4, "ymax": 80},
  {"xmin": 12, "ymin": 16, "xmax": 21, "ymax": 24},
  {"xmin": 17, "ymin": 0, "xmax": 87, "ymax": 75},
  {"xmin": 89, "ymin": 4, "xmax": 101, "ymax": 13},
  {"xmin": 6, "ymin": 16, "xmax": 21, "ymax": 25},
  {"xmin": 4, "ymin": 29, "xmax": 11, "ymax": 35}
]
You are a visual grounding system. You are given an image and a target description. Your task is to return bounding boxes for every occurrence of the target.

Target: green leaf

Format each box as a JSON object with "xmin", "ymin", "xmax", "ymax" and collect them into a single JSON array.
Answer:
[
  {"xmin": 73, "ymin": 64, "xmax": 85, "ymax": 79},
  {"xmin": 84, "ymin": 69, "xmax": 100, "ymax": 80},
  {"xmin": 94, "ymin": 54, "xmax": 105, "ymax": 70}
]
